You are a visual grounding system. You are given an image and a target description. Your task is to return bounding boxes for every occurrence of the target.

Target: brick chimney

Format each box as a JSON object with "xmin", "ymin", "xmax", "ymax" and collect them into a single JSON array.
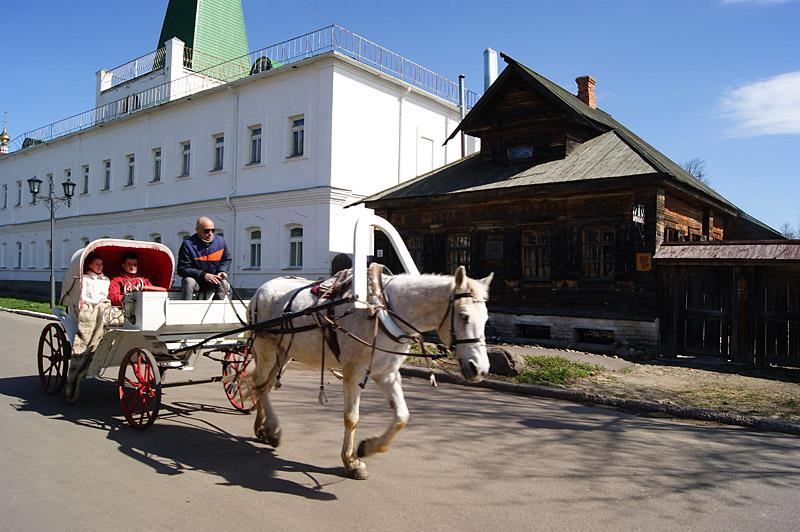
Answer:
[{"xmin": 576, "ymin": 75, "xmax": 596, "ymax": 109}]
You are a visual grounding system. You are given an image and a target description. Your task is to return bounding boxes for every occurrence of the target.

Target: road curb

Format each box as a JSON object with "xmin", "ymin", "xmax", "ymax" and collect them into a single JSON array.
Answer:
[
  {"xmin": 400, "ymin": 366, "xmax": 800, "ymax": 437},
  {"xmin": 0, "ymin": 307, "xmax": 58, "ymax": 321}
]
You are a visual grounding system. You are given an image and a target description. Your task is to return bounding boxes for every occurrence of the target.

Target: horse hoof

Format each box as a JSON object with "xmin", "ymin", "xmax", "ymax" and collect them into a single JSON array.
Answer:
[
  {"xmin": 267, "ymin": 428, "xmax": 282, "ymax": 448},
  {"xmin": 345, "ymin": 464, "xmax": 369, "ymax": 480}
]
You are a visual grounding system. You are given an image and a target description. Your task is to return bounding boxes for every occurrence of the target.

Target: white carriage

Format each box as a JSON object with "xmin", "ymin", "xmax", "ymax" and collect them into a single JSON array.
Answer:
[
  {"xmin": 36, "ymin": 239, "xmax": 253, "ymax": 428},
  {"xmin": 35, "ymin": 216, "xmax": 422, "ymax": 430}
]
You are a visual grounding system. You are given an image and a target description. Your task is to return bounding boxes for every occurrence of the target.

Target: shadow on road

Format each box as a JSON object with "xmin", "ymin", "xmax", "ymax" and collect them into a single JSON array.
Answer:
[{"xmin": 1, "ymin": 374, "xmax": 340, "ymax": 499}]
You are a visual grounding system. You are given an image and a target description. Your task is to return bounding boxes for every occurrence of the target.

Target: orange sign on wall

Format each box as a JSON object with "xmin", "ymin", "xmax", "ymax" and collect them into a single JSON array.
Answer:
[{"xmin": 636, "ymin": 253, "xmax": 653, "ymax": 272}]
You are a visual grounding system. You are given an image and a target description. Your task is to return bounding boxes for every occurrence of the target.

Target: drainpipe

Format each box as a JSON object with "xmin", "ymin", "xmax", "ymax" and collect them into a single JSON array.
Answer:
[
  {"xmin": 225, "ymin": 87, "xmax": 239, "ymax": 285},
  {"xmin": 458, "ymin": 75, "xmax": 466, "ymax": 158},
  {"xmin": 397, "ymin": 86, "xmax": 411, "ymax": 184}
]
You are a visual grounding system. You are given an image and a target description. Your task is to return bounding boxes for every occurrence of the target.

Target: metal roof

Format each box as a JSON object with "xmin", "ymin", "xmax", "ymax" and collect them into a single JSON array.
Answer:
[
  {"xmin": 363, "ymin": 130, "xmax": 656, "ymax": 201},
  {"xmin": 654, "ymin": 241, "xmax": 800, "ymax": 262}
]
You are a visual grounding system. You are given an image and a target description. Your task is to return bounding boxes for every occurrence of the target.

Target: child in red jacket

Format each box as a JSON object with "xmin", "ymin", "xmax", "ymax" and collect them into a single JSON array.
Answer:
[{"xmin": 109, "ymin": 252, "xmax": 153, "ymax": 306}]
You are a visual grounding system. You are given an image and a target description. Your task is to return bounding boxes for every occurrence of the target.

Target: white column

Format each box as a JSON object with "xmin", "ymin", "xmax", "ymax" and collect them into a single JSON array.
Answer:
[
  {"xmin": 95, "ymin": 69, "xmax": 113, "ymax": 107},
  {"xmin": 164, "ymin": 37, "xmax": 186, "ymax": 101}
]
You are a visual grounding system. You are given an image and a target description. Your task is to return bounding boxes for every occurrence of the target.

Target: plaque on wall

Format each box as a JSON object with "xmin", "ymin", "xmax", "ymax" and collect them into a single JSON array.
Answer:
[{"xmin": 636, "ymin": 252, "xmax": 653, "ymax": 272}]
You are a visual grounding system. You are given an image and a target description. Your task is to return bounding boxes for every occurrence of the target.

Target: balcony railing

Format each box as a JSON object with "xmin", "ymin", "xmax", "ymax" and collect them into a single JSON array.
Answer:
[
  {"xmin": 107, "ymin": 47, "xmax": 167, "ymax": 87},
  {"xmin": 9, "ymin": 25, "xmax": 481, "ymax": 152}
]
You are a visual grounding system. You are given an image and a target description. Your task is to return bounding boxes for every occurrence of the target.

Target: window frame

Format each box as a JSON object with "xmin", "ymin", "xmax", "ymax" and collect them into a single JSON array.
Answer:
[
  {"xmin": 2, "ymin": 184, "xmax": 7, "ymax": 209},
  {"xmin": 288, "ymin": 226, "xmax": 303, "ymax": 268},
  {"xmin": 125, "ymin": 154, "xmax": 135, "ymax": 187},
  {"xmin": 522, "ymin": 229, "xmax": 552, "ymax": 280},
  {"xmin": 248, "ymin": 228, "xmax": 262, "ymax": 269},
  {"xmin": 152, "ymin": 148, "xmax": 162, "ymax": 183},
  {"xmin": 289, "ymin": 116, "xmax": 304, "ymax": 157},
  {"xmin": 446, "ymin": 234, "xmax": 471, "ymax": 274},
  {"xmin": 249, "ymin": 126, "xmax": 262, "ymax": 164},
  {"xmin": 180, "ymin": 142, "xmax": 191, "ymax": 177},
  {"xmin": 212, "ymin": 134, "xmax": 224, "ymax": 171},
  {"xmin": 581, "ymin": 226, "xmax": 616, "ymax": 279},
  {"xmin": 15, "ymin": 180, "xmax": 22, "ymax": 206},
  {"xmin": 81, "ymin": 165, "xmax": 90, "ymax": 195},
  {"xmin": 102, "ymin": 160, "xmax": 111, "ymax": 191}
]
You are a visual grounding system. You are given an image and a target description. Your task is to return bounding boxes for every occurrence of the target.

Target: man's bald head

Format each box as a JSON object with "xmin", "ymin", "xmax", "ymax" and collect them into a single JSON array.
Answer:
[{"xmin": 195, "ymin": 217, "xmax": 216, "ymax": 239}]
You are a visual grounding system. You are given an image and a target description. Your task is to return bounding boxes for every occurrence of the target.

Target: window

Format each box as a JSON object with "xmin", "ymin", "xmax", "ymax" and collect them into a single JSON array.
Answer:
[
  {"xmin": 407, "ymin": 236, "xmax": 424, "ymax": 271},
  {"xmin": 483, "ymin": 234, "xmax": 504, "ymax": 262},
  {"xmin": 126, "ymin": 154, "xmax": 135, "ymax": 186},
  {"xmin": 289, "ymin": 226, "xmax": 303, "ymax": 267},
  {"xmin": 522, "ymin": 230, "xmax": 551, "ymax": 279},
  {"xmin": 249, "ymin": 126, "xmax": 262, "ymax": 164},
  {"xmin": 124, "ymin": 235, "xmax": 135, "ymax": 240},
  {"xmin": 150, "ymin": 233, "xmax": 161, "ymax": 243},
  {"xmin": 29, "ymin": 241, "xmax": 37, "ymax": 268},
  {"xmin": 64, "ymin": 168, "xmax": 71, "ymax": 185},
  {"xmin": 212, "ymin": 135, "xmax": 224, "ymax": 171},
  {"xmin": 507, "ymin": 144, "xmax": 534, "ymax": 161},
  {"xmin": 249, "ymin": 229, "xmax": 262, "ymax": 268},
  {"xmin": 180, "ymin": 142, "xmax": 191, "ymax": 176},
  {"xmin": 15, "ymin": 242, "xmax": 22, "ymax": 269},
  {"xmin": 446, "ymin": 234, "xmax": 471, "ymax": 274},
  {"xmin": 290, "ymin": 116, "xmax": 304, "ymax": 157},
  {"xmin": 16, "ymin": 180, "xmax": 22, "ymax": 206},
  {"xmin": 152, "ymin": 149, "xmax": 161, "ymax": 182},
  {"xmin": 582, "ymin": 227, "xmax": 615, "ymax": 278},
  {"xmin": 80, "ymin": 238, "xmax": 89, "ymax": 249},
  {"xmin": 45, "ymin": 240, "xmax": 52, "ymax": 268},
  {"xmin": 2, "ymin": 184, "xmax": 7, "ymax": 209},
  {"xmin": 0, "ymin": 243, "xmax": 6, "ymax": 268},
  {"xmin": 102, "ymin": 160, "xmax": 111, "ymax": 190},
  {"xmin": 61, "ymin": 239, "xmax": 71, "ymax": 268},
  {"xmin": 81, "ymin": 165, "xmax": 89, "ymax": 194}
]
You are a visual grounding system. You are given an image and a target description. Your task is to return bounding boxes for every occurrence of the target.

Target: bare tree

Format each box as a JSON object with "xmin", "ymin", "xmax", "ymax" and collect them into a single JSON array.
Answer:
[
  {"xmin": 681, "ymin": 158, "xmax": 710, "ymax": 185},
  {"xmin": 780, "ymin": 222, "xmax": 798, "ymax": 239}
]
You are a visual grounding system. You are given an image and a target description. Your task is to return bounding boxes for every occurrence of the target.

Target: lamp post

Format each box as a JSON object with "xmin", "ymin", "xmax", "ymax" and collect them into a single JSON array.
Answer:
[{"xmin": 27, "ymin": 175, "xmax": 76, "ymax": 309}]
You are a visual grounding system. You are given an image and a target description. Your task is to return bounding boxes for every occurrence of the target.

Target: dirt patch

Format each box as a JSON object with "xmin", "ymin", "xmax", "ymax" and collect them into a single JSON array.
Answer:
[
  {"xmin": 408, "ymin": 353, "xmax": 800, "ymax": 423},
  {"xmin": 571, "ymin": 363, "xmax": 800, "ymax": 422}
]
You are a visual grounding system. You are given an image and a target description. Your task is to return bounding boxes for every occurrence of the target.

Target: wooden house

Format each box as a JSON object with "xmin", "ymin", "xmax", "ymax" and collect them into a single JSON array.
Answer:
[{"xmin": 362, "ymin": 53, "xmax": 781, "ymax": 353}]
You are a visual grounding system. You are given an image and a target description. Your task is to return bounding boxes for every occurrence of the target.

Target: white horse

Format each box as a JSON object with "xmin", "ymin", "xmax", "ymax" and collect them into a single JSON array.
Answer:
[{"xmin": 247, "ymin": 266, "xmax": 493, "ymax": 479}]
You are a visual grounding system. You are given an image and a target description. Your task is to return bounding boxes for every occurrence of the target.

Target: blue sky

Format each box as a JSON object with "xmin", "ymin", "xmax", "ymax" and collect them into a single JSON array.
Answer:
[{"xmin": 3, "ymin": 0, "xmax": 798, "ymax": 231}]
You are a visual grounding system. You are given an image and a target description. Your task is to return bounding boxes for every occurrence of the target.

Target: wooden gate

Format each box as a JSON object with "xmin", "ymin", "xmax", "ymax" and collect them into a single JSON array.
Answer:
[{"xmin": 659, "ymin": 265, "xmax": 800, "ymax": 367}]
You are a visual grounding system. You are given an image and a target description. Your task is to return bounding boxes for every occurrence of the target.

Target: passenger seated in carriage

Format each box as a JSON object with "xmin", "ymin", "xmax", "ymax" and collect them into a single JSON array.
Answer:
[
  {"xmin": 66, "ymin": 252, "xmax": 113, "ymax": 402},
  {"xmin": 73, "ymin": 252, "xmax": 112, "ymax": 356},
  {"xmin": 109, "ymin": 252, "xmax": 153, "ymax": 306}
]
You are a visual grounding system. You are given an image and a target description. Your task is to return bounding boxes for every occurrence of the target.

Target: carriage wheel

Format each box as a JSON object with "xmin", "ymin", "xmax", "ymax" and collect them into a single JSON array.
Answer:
[
  {"xmin": 222, "ymin": 348, "xmax": 254, "ymax": 413},
  {"xmin": 118, "ymin": 348, "xmax": 162, "ymax": 430},
  {"xmin": 37, "ymin": 323, "xmax": 70, "ymax": 395}
]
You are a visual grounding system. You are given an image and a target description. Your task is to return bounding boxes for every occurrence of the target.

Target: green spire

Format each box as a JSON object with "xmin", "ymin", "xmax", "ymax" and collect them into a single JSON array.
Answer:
[{"xmin": 158, "ymin": 0, "xmax": 249, "ymax": 70}]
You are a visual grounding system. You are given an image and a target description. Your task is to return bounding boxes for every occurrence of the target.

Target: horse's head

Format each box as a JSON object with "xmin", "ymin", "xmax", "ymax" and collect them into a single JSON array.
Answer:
[{"xmin": 438, "ymin": 266, "xmax": 494, "ymax": 383}]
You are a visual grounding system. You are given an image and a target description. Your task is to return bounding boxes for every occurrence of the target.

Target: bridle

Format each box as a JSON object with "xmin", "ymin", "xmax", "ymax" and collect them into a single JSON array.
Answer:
[{"xmin": 436, "ymin": 290, "xmax": 487, "ymax": 350}]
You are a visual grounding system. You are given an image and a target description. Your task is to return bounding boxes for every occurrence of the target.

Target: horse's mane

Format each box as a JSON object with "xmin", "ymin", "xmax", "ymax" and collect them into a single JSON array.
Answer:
[{"xmin": 386, "ymin": 272, "xmax": 490, "ymax": 301}]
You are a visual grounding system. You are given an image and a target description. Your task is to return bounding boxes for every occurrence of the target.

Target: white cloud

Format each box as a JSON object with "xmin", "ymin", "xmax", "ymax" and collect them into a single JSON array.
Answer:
[{"xmin": 718, "ymin": 71, "xmax": 800, "ymax": 136}]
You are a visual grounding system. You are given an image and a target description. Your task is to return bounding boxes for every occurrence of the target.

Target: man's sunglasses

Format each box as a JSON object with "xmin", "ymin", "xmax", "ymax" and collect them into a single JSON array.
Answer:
[{"xmin": 200, "ymin": 228, "xmax": 215, "ymax": 234}]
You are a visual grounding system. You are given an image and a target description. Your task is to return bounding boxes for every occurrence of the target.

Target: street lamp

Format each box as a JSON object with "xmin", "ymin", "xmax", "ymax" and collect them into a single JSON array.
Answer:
[{"xmin": 27, "ymin": 175, "xmax": 75, "ymax": 309}]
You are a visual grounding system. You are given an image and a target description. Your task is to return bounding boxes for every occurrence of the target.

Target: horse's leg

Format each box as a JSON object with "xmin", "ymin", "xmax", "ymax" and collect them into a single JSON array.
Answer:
[
  {"xmin": 357, "ymin": 370, "xmax": 410, "ymax": 458},
  {"xmin": 341, "ymin": 370, "xmax": 369, "ymax": 480},
  {"xmin": 251, "ymin": 335, "xmax": 285, "ymax": 447}
]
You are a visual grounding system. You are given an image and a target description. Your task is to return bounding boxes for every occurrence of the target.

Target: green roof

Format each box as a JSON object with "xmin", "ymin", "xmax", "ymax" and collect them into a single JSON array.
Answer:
[{"xmin": 158, "ymin": 0, "xmax": 249, "ymax": 71}]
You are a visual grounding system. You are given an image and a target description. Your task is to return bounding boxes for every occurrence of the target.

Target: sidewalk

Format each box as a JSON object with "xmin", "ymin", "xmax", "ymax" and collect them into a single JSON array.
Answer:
[{"xmin": 403, "ymin": 343, "xmax": 800, "ymax": 436}]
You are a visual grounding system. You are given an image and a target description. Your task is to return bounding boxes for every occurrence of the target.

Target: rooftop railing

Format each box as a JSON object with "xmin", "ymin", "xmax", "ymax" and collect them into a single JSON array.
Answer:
[
  {"xmin": 107, "ymin": 47, "xmax": 167, "ymax": 87},
  {"xmin": 9, "ymin": 25, "xmax": 481, "ymax": 152}
]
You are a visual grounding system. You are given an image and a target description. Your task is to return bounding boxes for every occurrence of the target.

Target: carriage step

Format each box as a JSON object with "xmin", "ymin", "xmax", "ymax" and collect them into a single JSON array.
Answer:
[{"xmin": 157, "ymin": 360, "xmax": 185, "ymax": 369}]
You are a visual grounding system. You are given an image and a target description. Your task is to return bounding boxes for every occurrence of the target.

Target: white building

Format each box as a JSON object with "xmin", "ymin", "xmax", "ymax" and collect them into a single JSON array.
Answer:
[{"xmin": 0, "ymin": 3, "xmax": 478, "ymax": 295}]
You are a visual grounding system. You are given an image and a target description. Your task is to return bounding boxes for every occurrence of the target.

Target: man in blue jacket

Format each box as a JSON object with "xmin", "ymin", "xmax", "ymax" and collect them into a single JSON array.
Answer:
[{"xmin": 178, "ymin": 216, "xmax": 232, "ymax": 300}]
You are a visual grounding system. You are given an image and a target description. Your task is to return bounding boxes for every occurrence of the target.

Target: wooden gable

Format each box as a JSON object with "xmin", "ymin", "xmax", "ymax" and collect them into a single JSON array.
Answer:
[{"xmin": 462, "ymin": 68, "xmax": 598, "ymax": 164}]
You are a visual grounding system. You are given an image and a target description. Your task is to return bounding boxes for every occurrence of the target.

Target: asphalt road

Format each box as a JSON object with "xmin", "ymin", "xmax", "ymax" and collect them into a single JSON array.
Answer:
[{"xmin": 2, "ymin": 312, "xmax": 799, "ymax": 531}]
